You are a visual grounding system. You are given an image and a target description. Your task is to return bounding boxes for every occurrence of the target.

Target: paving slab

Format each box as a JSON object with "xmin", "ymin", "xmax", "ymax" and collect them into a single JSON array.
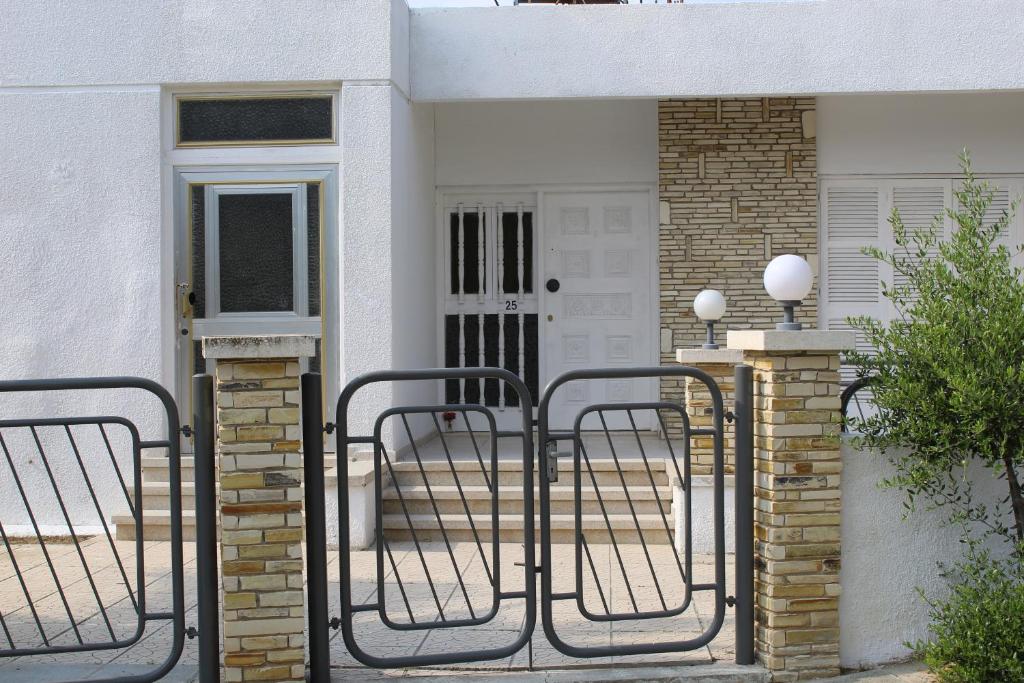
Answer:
[{"xmin": 4, "ymin": 538, "xmax": 757, "ymax": 682}]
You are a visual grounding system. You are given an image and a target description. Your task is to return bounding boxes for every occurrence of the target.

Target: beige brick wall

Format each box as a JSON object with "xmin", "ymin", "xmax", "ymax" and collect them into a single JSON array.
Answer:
[
  {"xmin": 216, "ymin": 359, "xmax": 306, "ymax": 683},
  {"xmin": 659, "ymin": 97, "xmax": 818, "ymax": 458},
  {"xmin": 749, "ymin": 351, "xmax": 842, "ymax": 681}
]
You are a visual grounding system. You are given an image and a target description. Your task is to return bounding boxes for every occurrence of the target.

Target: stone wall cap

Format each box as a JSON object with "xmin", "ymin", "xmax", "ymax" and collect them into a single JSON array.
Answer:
[
  {"xmin": 676, "ymin": 348, "xmax": 745, "ymax": 365},
  {"xmin": 726, "ymin": 329, "xmax": 856, "ymax": 353},
  {"xmin": 202, "ymin": 334, "xmax": 318, "ymax": 360}
]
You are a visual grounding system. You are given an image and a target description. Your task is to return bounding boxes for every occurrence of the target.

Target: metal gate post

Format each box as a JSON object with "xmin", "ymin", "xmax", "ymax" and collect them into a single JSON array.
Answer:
[
  {"xmin": 302, "ymin": 373, "xmax": 330, "ymax": 683},
  {"xmin": 192, "ymin": 373, "xmax": 221, "ymax": 682},
  {"xmin": 734, "ymin": 364, "xmax": 755, "ymax": 665}
]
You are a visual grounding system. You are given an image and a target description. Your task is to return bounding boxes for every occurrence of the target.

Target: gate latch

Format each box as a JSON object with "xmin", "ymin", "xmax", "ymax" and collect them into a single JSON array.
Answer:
[{"xmin": 545, "ymin": 444, "xmax": 561, "ymax": 483}]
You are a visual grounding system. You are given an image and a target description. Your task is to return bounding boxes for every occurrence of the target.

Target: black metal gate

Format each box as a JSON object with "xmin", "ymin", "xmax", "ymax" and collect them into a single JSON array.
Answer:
[
  {"xmin": 0, "ymin": 376, "xmax": 220, "ymax": 683},
  {"xmin": 304, "ymin": 364, "xmax": 755, "ymax": 678}
]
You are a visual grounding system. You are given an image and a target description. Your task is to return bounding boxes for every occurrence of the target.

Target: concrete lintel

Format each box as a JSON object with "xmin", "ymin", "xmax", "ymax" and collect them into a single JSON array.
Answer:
[
  {"xmin": 727, "ymin": 329, "xmax": 856, "ymax": 353},
  {"xmin": 201, "ymin": 334, "xmax": 317, "ymax": 360},
  {"xmin": 676, "ymin": 348, "xmax": 745, "ymax": 365}
]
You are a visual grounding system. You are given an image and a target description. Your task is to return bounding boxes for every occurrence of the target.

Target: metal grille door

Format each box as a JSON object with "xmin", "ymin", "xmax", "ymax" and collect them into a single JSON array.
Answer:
[
  {"xmin": 537, "ymin": 367, "xmax": 730, "ymax": 658},
  {"xmin": 305, "ymin": 368, "xmax": 536, "ymax": 672}
]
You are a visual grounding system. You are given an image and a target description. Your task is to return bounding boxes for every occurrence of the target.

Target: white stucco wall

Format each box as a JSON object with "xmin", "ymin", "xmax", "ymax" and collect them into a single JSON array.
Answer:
[
  {"xmin": 435, "ymin": 99, "xmax": 658, "ymax": 187},
  {"xmin": 819, "ymin": 93, "xmax": 1024, "ymax": 176},
  {"xmin": 340, "ymin": 83, "xmax": 396, "ymax": 441},
  {"xmin": 1, "ymin": 0, "xmax": 394, "ymax": 87},
  {"xmin": 411, "ymin": 1, "xmax": 1024, "ymax": 101},
  {"xmin": 390, "ymin": 93, "xmax": 438, "ymax": 447},
  {"xmin": 0, "ymin": 88, "xmax": 167, "ymax": 530},
  {"xmin": 839, "ymin": 439, "xmax": 1013, "ymax": 669}
]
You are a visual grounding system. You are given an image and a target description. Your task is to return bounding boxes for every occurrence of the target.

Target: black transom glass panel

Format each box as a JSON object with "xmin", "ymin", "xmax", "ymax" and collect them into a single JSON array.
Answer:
[
  {"xmin": 177, "ymin": 96, "xmax": 333, "ymax": 145},
  {"xmin": 218, "ymin": 193, "xmax": 294, "ymax": 313}
]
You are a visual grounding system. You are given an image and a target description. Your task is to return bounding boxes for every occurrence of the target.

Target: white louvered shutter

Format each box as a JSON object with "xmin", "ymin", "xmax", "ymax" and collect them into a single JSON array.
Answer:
[
  {"xmin": 982, "ymin": 182, "xmax": 1012, "ymax": 249},
  {"xmin": 953, "ymin": 178, "xmax": 1015, "ymax": 254},
  {"xmin": 889, "ymin": 183, "xmax": 948, "ymax": 302},
  {"xmin": 820, "ymin": 182, "xmax": 883, "ymax": 383}
]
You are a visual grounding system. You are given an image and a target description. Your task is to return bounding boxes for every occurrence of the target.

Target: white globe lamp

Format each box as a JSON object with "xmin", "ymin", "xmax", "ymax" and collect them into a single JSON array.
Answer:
[
  {"xmin": 763, "ymin": 254, "xmax": 813, "ymax": 330},
  {"xmin": 693, "ymin": 289, "xmax": 727, "ymax": 349}
]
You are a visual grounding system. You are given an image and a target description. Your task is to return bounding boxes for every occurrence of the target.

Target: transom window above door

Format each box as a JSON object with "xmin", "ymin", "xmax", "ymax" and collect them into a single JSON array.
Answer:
[
  {"xmin": 175, "ymin": 93, "xmax": 336, "ymax": 147},
  {"xmin": 441, "ymin": 197, "xmax": 539, "ymax": 409}
]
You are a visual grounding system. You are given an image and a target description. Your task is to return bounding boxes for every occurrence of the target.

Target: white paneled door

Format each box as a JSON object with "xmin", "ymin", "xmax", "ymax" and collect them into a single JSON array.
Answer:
[{"xmin": 542, "ymin": 191, "xmax": 656, "ymax": 430}]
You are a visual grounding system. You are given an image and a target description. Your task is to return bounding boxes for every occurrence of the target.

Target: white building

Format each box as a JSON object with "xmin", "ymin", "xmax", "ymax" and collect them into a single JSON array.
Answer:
[{"xmin": 2, "ymin": 0, "xmax": 1023, "ymax": 671}]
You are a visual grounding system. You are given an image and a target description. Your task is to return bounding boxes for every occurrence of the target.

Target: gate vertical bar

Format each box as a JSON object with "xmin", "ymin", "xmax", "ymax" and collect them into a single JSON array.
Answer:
[
  {"xmin": 192, "ymin": 373, "xmax": 221, "ymax": 683},
  {"xmin": 734, "ymin": 364, "xmax": 755, "ymax": 665},
  {"xmin": 302, "ymin": 373, "xmax": 330, "ymax": 683}
]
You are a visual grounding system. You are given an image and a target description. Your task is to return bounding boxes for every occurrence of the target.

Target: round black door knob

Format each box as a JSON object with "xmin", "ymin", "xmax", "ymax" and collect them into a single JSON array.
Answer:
[{"xmin": 546, "ymin": 279, "xmax": 560, "ymax": 293}]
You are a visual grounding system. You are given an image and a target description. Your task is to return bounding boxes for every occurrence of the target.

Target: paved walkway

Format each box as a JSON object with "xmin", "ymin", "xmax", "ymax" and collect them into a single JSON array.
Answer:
[
  {"xmin": 809, "ymin": 662, "xmax": 932, "ymax": 682},
  {"xmin": 1, "ymin": 538, "xmax": 748, "ymax": 680},
  {"xmin": 329, "ymin": 543, "xmax": 733, "ymax": 673},
  {"xmin": 1, "ymin": 537, "xmax": 934, "ymax": 682}
]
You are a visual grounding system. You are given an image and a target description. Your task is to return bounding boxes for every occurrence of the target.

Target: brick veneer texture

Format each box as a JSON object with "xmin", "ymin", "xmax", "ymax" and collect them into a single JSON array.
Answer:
[
  {"xmin": 683, "ymin": 363, "xmax": 736, "ymax": 474},
  {"xmin": 749, "ymin": 352, "xmax": 842, "ymax": 681},
  {"xmin": 216, "ymin": 359, "xmax": 305, "ymax": 683},
  {"xmin": 659, "ymin": 97, "xmax": 818, "ymax": 455}
]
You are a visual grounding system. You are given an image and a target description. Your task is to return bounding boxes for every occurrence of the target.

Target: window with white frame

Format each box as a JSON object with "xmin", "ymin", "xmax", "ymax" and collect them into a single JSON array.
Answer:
[{"xmin": 821, "ymin": 176, "xmax": 1023, "ymax": 382}]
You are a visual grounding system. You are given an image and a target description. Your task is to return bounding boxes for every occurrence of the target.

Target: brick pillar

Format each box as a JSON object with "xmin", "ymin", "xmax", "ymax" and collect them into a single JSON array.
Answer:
[
  {"xmin": 202, "ymin": 335, "xmax": 317, "ymax": 683},
  {"xmin": 727, "ymin": 329, "xmax": 854, "ymax": 682},
  {"xmin": 675, "ymin": 348, "xmax": 743, "ymax": 474}
]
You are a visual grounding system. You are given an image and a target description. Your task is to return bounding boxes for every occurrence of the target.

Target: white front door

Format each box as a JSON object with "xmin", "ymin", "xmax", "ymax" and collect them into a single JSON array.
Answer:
[{"xmin": 542, "ymin": 191, "xmax": 655, "ymax": 430}]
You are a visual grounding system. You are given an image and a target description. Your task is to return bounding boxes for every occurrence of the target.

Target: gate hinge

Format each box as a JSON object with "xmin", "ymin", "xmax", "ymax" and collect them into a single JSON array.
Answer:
[
  {"xmin": 328, "ymin": 616, "xmax": 341, "ymax": 630},
  {"xmin": 514, "ymin": 560, "xmax": 543, "ymax": 574},
  {"xmin": 725, "ymin": 595, "xmax": 737, "ymax": 608},
  {"xmin": 184, "ymin": 625, "xmax": 199, "ymax": 639},
  {"xmin": 324, "ymin": 422, "xmax": 336, "ymax": 435},
  {"xmin": 180, "ymin": 425, "xmax": 194, "ymax": 438},
  {"xmin": 725, "ymin": 412, "xmax": 735, "ymax": 424}
]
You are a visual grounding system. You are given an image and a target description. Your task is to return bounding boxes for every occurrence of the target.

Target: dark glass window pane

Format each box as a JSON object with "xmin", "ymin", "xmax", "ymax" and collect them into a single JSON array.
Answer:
[
  {"xmin": 307, "ymin": 183, "xmax": 321, "ymax": 316},
  {"xmin": 218, "ymin": 193, "xmax": 294, "ymax": 313},
  {"xmin": 501, "ymin": 211, "xmax": 533, "ymax": 294},
  {"xmin": 310, "ymin": 338, "xmax": 322, "ymax": 374},
  {"xmin": 190, "ymin": 185, "xmax": 206, "ymax": 318},
  {"xmin": 178, "ymin": 96, "xmax": 333, "ymax": 145},
  {"xmin": 444, "ymin": 315, "xmax": 460, "ymax": 403},
  {"xmin": 449, "ymin": 211, "xmax": 486, "ymax": 295},
  {"xmin": 462, "ymin": 314, "xmax": 482, "ymax": 404},
  {"xmin": 193, "ymin": 340, "xmax": 205, "ymax": 375},
  {"xmin": 444, "ymin": 313, "xmax": 538, "ymax": 407}
]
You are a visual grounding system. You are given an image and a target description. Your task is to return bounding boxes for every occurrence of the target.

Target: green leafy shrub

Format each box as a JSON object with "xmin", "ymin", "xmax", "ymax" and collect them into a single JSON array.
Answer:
[
  {"xmin": 846, "ymin": 152, "xmax": 1024, "ymax": 680},
  {"xmin": 847, "ymin": 152, "xmax": 1024, "ymax": 548},
  {"xmin": 913, "ymin": 548, "xmax": 1024, "ymax": 683}
]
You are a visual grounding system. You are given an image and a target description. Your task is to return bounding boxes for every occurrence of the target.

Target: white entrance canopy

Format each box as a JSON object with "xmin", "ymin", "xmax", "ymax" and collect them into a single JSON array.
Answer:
[{"xmin": 409, "ymin": 0, "xmax": 1024, "ymax": 101}]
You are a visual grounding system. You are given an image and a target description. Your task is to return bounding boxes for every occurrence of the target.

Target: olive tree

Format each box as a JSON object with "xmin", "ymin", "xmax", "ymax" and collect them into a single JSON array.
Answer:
[{"xmin": 847, "ymin": 153, "xmax": 1024, "ymax": 551}]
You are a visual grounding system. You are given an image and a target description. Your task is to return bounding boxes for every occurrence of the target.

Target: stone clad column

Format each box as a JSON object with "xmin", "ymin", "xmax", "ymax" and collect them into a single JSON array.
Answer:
[
  {"xmin": 675, "ymin": 348, "xmax": 743, "ymax": 474},
  {"xmin": 727, "ymin": 329, "xmax": 854, "ymax": 682},
  {"xmin": 202, "ymin": 334, "xmax": 317, "ymax": 683}
]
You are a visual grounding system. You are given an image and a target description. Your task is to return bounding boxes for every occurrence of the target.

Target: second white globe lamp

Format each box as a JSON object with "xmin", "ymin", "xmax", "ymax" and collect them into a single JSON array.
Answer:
[{"xmin": 693, "ymin": 289, "xmax": 727, "ymax": 349}]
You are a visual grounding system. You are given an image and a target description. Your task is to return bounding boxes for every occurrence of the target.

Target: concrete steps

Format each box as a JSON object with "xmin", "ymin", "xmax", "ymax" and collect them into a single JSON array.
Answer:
[
  {"xmin": 380, "ymin": 484, "xmax": 673, "ymax": 516},
  {"xmin": 381, "ymin": 458, "xmax": 676, "ymax": 545},
  {"xmin": 116, "ymin": 453, "xmax": 677, "ymax": 546},
  {"xmin": 381, "ymin": 512, "xmax": 676, "ymax": 545}
]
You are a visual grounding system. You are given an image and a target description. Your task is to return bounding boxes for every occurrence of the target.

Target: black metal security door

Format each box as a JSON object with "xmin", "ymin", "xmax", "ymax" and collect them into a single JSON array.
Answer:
[
  {"xmin": 305, "ymin": 364, "xmax": 755, "ymax": 676},
  {"xmin": 536, "ymin": 366, "xmax": 746, "ymax": 658},
  {"xmin": 304, "ymin": 368, "xmax": 536, "ymax": 678},
  {"xmin": 0, "ymin": 376, "xmax": 220, "ymax": 683}
]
